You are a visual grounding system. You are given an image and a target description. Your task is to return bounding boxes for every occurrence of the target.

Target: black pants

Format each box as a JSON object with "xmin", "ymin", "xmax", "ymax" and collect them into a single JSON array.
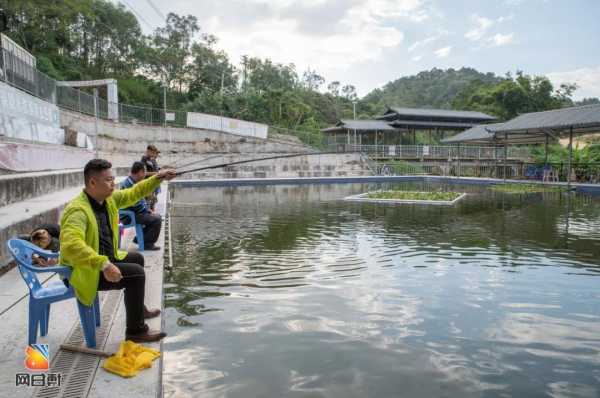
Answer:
[
  {"xmin": 98, "ymin": 252, "xmax": 146, "ymax": 335},
  {"xmin": 136, "ymin": 213, "xmax": 162, "ymax": 246}
]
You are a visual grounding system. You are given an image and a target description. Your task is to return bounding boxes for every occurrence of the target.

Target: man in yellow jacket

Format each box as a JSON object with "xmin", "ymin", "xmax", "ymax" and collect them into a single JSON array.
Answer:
[{"xmin": 60, "ymin": 159, "xmax": 176, "ymax": 342}]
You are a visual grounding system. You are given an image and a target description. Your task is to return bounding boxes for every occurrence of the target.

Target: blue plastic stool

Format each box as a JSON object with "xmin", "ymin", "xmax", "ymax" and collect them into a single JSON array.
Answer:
[
  {"xmin": 118, "ymin": 210, "xmax": 144, "ymax": 251},
  {"xmin": 6, "ymin": 239, "xmax": 101, "ymax": 348}
]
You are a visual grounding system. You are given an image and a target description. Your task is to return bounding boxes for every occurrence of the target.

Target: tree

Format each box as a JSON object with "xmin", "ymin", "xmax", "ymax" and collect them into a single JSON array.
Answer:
[
  {"xmin": 187, "ymin": 39, "xmax": 237, "ymax": 100},
  {"xmin": 341, "ymin": 84, "xmax": 357, "ymax": 101},
  {"xmin": 244, "ymin": 57, "xmax": 297, "ymax": 93},
  {"xmin": 302, "ymin": 69, "xmax": 324, "ymax": 91},
  {"xmin": 452, "ymin": 71, "xmax": 577, "ymax": 120},
  {"xmin": 146, "ymin": 13, "xmax": 200, "ymax": 92},
  {"xmin": 576, "ymin": 97, "xmax": 600, "ymax": 106},
  {"xmin": 327, "ymin": 81, "xmax": 341, "ymax": 97}
]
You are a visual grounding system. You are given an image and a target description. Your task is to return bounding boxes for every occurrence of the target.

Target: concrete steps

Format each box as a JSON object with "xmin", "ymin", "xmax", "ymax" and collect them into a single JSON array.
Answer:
[
  {"xmin": 174, "ymin": 152, "xmax": 373, "ymax": 180},
  {"xmin": 0, "ymin": 167, "xmax": 129, "ymax": 208},
  {"xmin": 0, "ymin": 169, "xmax": 84, "ymax": 207}
]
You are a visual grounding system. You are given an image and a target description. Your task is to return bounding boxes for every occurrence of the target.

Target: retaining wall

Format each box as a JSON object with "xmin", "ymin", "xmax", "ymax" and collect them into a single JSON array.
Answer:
[
  {"xmin": 0, "ymin": 81, "xmax": 64, "ymax": 144},
  {"xmin": 60, "ymin": 109, "xmax": 310, "ymax": 158}
]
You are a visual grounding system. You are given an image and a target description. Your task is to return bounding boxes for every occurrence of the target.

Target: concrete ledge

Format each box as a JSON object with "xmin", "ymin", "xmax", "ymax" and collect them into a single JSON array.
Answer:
[
  {"xmin": 343, "ymin": 191, "xmax": 467, "ymax": 205},
  {"xmin": 0, "ymin": 170, "xmax": 83, "ymax": 207},
  {"xmin": 171, "ymin": 175, "xmax": 600, "ymax": 194},
  {"xmin": 0, "ymin": 168, "xmax": 129, "ymax": 208}
]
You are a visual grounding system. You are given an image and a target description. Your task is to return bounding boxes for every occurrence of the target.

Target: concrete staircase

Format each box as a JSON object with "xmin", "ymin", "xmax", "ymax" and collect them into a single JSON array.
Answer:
[{"xmin": 0, "ymin": 150, "xmax": 371, "ymax": 270}]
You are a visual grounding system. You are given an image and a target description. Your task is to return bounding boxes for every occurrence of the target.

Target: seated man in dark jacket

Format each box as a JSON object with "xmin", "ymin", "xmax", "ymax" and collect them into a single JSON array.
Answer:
[{"xmin": 119, "ymin": 161, "xmax": 162, "ymax": 251}]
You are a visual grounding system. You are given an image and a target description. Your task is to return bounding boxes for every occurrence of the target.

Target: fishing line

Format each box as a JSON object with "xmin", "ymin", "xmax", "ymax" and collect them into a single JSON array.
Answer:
[
  {"xmin": 165, "ymin": 153, "xmax": 224, "ymax": 169},
  {"xmin": 175, "ymin": 151, "xmax": 355, "ymax": 176}
]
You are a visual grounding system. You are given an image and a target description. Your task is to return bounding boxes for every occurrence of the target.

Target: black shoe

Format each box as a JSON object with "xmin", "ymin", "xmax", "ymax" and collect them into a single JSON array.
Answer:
[
  {"xmin": 126, "ymin": 330, "xmax": 166, "ymax": 343},
  {"xmin": 143, "ymin": 306, "xmax": 161, "ymax": 319},
  {"xmin": 125, "ymin": 324, "xmax": 166, "ymax": 343},
  {"xmin": 145, "ymin": 245, "xmax": 161, "ymax": 251}
]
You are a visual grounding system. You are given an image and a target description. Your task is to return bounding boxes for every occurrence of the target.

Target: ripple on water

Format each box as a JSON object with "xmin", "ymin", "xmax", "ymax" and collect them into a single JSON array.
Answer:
[{"xmin": 164, "ymin": 183, "xmax": 600, "ymax": 398}]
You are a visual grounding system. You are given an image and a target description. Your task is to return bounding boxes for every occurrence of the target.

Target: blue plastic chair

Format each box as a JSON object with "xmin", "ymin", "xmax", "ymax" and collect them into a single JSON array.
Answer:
[
  {"xmin": 119, "ymin": 210, "xmax": 144, "ymax": 251},
  {"xmin": 6, "ymin": 239, "xmax": 101, "ymax": 348}
]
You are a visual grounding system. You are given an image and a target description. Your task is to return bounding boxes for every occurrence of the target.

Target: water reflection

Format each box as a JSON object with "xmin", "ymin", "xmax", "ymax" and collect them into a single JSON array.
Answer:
[{"xmin": 164, "ymin": 183, "xmax": 600, "ymax": 398}]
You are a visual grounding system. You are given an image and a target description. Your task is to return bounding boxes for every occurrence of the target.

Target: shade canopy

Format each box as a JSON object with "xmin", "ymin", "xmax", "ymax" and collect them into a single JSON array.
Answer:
[
  {"xmin": 379, "ymin": 107, "xmax": 496, "ymax": 122},
  {"xmin": 443, "ymin": 104, "xmax": 600, "ymax": 145},
  {"xmin": 491, "ymin": 104, "xmax": 600, "ymax": 135},
  {"xmin": 321, "ymin": 119, "xmax": 397, "ymax": 134},
  {"xmin": 441, "ymin": 123, "xmax": 500, "ymax": 144}
]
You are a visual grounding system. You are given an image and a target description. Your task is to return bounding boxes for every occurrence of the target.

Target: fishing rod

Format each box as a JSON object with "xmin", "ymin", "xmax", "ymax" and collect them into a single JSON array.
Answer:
[
  {"xmin": 165, "ymin": 153, "xmax": 223, "ymax": 170},
  {"xmin": 174, "ymin": 151, "xmax": 355, "ymax": 176}
]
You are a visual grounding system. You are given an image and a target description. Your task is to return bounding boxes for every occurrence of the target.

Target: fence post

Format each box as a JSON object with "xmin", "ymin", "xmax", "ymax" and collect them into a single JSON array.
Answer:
[
  {"xmin": 93, "ymin": 88, "xmax": 99, "ymax": 157},
  {"xmin": 503, "ymin": 136, "xmax": 508, "ymax": 182},
  {"xmin": 457, "ymin": 144, "xmax": 461, "ymax": 178}
]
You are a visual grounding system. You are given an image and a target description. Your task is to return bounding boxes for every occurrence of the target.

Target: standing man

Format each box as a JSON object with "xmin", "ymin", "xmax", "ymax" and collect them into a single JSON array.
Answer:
[
  {"xmin": 59, "ymin": 159, "xmax": 176, "ymax": 342},
  {"xmin": 120, "ymin": 161, "xmax": 162, "ymax": 250},
  {"xmin": 141, "ymin": 145, "xmax": 160, "ymax": 211}
]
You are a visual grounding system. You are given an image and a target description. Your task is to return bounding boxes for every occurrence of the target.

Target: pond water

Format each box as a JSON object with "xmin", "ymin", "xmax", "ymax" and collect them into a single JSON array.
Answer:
[{"xmin": 163, "ymin": 182, "xmax": 600, "ymax": 398}]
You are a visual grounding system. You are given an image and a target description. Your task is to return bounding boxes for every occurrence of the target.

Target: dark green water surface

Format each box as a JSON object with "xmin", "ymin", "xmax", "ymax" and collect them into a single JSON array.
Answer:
[{"xmin": 164, "ymin": 182, "xmax": 600, "ymax": 398}]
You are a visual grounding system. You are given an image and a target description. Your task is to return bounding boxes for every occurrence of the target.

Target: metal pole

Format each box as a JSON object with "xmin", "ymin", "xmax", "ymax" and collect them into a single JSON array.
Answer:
[
  {"xmin": 456, "ymin": 142, "xmax": 460, "ymax": 178},
  {"xmin": 163, "ymin": 85, "xmax": 167, "ymax": 128},
  {"xmin": 220, "ymin": 70, "xmax": 225, "ymax": 117},
  {"xmin": 567, "ymin": 126, "xmax": 573, "ymax": 188},
  {"xmin": 504, "ymin": 133, "xmax": 508, "ymax": 181},
  {"xmin": 353, "ymin": 101, "xmax": 357, "ymax": 148},
  {"xmin": 544, "ymin": 134, "xmax": 549, "ymax": 164},
  {"xmin": 93, "ymin": 88, "xmax": 99, "ymax": 158}
]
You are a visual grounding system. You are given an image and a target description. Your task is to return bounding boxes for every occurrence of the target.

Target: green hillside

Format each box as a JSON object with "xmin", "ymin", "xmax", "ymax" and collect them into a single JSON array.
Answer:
[
  {"xmin": 0, "ymin": 1, "xmax": 593, "ymax": 146},
  {"xmin": 362, "ymin": 68, "xmax": 502, "ymax": 113}
]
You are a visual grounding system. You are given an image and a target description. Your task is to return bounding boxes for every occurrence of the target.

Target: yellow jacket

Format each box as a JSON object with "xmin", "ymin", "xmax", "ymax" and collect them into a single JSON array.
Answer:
[{"xmin": 59, "ymin": 176, "xmax": 161, "ymax": 306}]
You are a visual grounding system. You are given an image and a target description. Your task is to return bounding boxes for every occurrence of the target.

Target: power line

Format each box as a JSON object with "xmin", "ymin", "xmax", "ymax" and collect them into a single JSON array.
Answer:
[
  {"xmin": 120, "ymin": 0, "xmax": 155, "ymax": 31},
  {"xmin": 144, "ymin": 0, "xmax": 167, "ymax": 22}
]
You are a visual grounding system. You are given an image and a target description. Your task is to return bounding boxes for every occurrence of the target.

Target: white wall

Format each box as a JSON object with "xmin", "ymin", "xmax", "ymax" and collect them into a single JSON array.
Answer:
[
  {"xmin": 187, "ymin": 111, "xmax": 268, "ymax": 139},
  {"xmin": 0, "ymin": 81, "xmax": 64, "ymax": 144}
]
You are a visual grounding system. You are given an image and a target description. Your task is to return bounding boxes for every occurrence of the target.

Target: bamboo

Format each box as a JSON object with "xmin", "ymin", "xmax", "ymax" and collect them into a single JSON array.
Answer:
[{"xmin": 60, "ymin": 344, "xmax": 112, "ymax": 358}]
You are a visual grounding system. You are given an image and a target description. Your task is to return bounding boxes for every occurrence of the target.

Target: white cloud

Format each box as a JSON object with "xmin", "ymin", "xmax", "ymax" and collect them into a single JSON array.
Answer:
[
  {"xmin": 411, "ymin": 55, "xmax": 423, "ymax": 62},
  {"xmin": 434, "ymin": 46, "xmax": 451, "ymax": 58},
  {"xmin": 196, "ymin": 0, "xmax": 437, "ymax": 76},
  {"xmin": 547, "ymin": 66, "xmax": 600, "ymax": 100},
  {"xmin": 465, "ymin": 14, "xmax": 494, "ymax": 41},
  {"xmin": 464, "ymin": 13, "xmax": 515, "ymax": 49},
  {"xmin": 407, "ymin": 30, "xmax": 449, "ymax": 53},
  {"xmin": 362, "ymin": 0, "xmax": 431, "ymax": 22},
  {"xmin": 490, "ymin": 33, "xmax": 515, "ymax": 46}
]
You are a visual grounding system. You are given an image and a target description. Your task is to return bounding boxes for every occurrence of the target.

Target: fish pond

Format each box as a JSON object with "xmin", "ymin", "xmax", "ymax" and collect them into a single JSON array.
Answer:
[{"xmin": 163, "ymin": 181, "xmax": 600, "ymax": 398}]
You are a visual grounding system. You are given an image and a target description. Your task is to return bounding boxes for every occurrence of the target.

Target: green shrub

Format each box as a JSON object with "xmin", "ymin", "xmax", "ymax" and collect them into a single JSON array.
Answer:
[{"xmin": 366, "ymin": 191, "xmax": 461, "ymax": 201}]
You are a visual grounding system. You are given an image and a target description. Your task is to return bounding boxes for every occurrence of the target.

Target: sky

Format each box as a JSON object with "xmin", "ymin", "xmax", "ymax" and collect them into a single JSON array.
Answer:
[{"xmin": 120, "ymin": 0, "xmax": 600, "ymax": 99}]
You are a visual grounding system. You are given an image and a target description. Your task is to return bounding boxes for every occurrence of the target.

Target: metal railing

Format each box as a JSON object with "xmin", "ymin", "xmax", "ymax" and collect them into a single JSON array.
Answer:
[
  {"xmin": 0, "ymin": 48, "xmax": 321, "ymax": 146},
  {"xmin": 374, "ymin": 159, "xmax": 600, "ymax": 184},
  {"xmin": 330, "ymin": 144, "xmax": 533, "ymax": 160}
]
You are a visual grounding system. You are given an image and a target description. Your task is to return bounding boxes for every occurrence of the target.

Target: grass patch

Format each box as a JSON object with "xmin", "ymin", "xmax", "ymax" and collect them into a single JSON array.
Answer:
[
  {"xmin": 490, "ymin": 183, "xmax": 567, "ymax": 193},
  {"xmin": 366, "ymin": 191, "xmax": 462, "ymax": 201}
]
